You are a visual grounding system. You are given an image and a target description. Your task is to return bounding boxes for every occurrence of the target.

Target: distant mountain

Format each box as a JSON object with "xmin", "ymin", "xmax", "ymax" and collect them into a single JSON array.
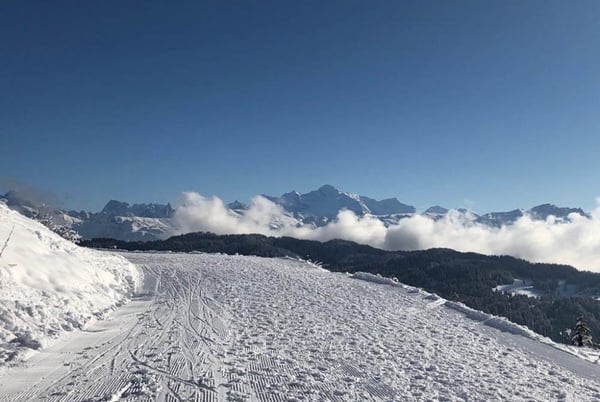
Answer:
[
  {"xmin": 100, "ymin": 200, "xmax": 174, "ymax": 218},
  {"xmin": 227, "ymin": 200, "xmax": 247, "ymax": 212},
  {"xmin": 80, "ymin": 200, "xmax": 175, "ymax": 240},
  {"xmin": 475, "ymin": 204, "xmax": 588, "ymax": 227},
  {"xmin": 425, "ymin": 205, "xmax": 449, "ymax": 215},
  {"xmin": 75, "ymin": 214, "xmax": 174, "ymax": 241},
  {"xmin": 528, "ymin": 203, "xmax": 589, "ymax": 221},
  {"xmin": 476, "ymin": 209, "xmax": 525, "ymax": 227},
  {"xmin": 359, "ymin": 196, "xmax": 415, "ymax": 215},
  {"xmin": 0, "ymin": 191, "xmax": 175, "ymax": 242},
  {"xmin": 0, "ymin": 187, "xmax": 591, "ymax": 242},
  {"xmin": 263, "ymin": 184, "xmax": 415, "ymax": 221},
  {"xmin": 263, "ymin": 185, "xmax": 366, "ymax": 218}
]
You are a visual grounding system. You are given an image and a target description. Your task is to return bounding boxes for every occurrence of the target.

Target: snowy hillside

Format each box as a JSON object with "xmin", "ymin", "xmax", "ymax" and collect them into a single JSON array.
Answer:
[
  {"xmin": 0, "ymin": 204, "xmax": 141, "ymax": 364},
  {"xmin": 1, "ymin": 251, "xmax": 599, "ymax": 401}
]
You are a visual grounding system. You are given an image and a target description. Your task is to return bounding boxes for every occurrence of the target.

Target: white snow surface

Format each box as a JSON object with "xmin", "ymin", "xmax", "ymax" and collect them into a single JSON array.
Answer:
[
  {"xmin": 494, "ymin": 279, "xmax": 543, "ymax": 298},
  {"xmin": 1, "ymin": 251, "xmax": 600, "ymax": 401},
  {"xmin": 0, "ymin": 204, "xmax": 141, "ymax": 362}
]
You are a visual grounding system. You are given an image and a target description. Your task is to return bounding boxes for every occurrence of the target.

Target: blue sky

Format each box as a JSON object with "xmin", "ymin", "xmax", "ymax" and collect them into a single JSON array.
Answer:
[{"xmin": 2, "ymin": 1, "xmax": 599, "ymax": 212}]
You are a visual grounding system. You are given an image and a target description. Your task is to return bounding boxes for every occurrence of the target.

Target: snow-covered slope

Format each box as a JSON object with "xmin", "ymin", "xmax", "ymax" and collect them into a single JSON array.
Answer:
[
  {"xmin": 0, "ymin": 204, "xmax": 141, "ymax": 363},
  {"xmin": 1, "ymin": 252, "xmax": 599, "ymax": 401}
]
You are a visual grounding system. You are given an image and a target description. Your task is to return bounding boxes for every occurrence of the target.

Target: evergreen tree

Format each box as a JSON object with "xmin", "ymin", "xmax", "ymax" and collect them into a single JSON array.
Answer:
[{"xmin": 571, "ymin": 316, "xmax": 593, "ymax": 347}]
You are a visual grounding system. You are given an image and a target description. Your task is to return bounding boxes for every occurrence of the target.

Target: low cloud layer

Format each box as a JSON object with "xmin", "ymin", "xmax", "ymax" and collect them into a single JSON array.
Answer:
[{"xmin": 172, "ymin": 192, "xmax": 600, "ymax": 272}]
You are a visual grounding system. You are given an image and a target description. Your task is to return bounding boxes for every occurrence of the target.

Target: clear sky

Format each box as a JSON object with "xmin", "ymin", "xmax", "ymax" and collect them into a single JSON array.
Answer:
[{"xmin": 2, "ymin": 1, "xmax": 599, "ymax": 212}]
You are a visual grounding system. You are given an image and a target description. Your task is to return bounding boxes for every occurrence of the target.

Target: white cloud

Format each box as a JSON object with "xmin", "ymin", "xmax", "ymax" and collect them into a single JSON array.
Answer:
[{"xmin": 172, "ymin": 192, "xmax": 600, "ymax": 272}]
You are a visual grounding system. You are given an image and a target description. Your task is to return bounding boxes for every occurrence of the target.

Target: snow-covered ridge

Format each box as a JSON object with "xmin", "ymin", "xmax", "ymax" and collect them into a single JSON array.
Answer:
[{"xmin": 0, "ymin": 204, "xmax": 142, "ymax": 364}]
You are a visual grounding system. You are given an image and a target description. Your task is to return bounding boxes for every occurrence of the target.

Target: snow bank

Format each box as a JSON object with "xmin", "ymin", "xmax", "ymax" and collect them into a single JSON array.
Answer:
[
  {"xmin": 443, "ymin": 301, "xmax": 542, "ymax": 339},
  {"xmin": 351, "ymin": 271, "xmax": 547, "ymax": 338},
  {"xmin": 350, "ymin": 271, "xmax": 400, "ymax": 286},
  {"xmin": 441, "ymin": 300, "xmax": 600, "ymax": 363},
  {"xmin": 0, "ymin": 204, "xmax": 141, "ymax": 363},
  {"xmin": 352, "ymin": 272, "xmax": 582, "ymax": 341},
  {"xmin": 352, "ymin": 270, "xmax": 600, "ymax": 365}
]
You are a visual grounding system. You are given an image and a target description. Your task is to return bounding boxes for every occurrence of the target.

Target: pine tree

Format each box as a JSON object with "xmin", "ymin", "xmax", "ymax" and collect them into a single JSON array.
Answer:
[{"xmin": 571, "ymin": 316, "xmax": 593, "ymax": 347}]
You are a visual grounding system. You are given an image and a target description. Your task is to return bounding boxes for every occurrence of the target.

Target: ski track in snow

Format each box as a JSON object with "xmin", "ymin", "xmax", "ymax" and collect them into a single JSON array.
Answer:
[{"xmin": 1, "ymin": 252, "xmax": 600, "ymax": 401}]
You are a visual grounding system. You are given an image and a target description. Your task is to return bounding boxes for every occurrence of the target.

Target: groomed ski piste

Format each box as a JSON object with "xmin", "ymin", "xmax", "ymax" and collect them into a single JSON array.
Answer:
[{"xmin": 1, "ymin": 204, "xmax": 600, "ymax": 401}]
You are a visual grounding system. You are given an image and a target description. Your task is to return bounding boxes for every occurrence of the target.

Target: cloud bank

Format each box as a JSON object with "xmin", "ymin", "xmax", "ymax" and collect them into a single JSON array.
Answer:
[{"xmin": 172, "ymin": 192, "xmax": 600, "ymax": 272}]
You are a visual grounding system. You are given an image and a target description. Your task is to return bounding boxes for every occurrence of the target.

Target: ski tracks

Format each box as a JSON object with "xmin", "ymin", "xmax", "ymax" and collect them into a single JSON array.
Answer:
[
  {"xmin": 0, "ymin": 258, "xmax": 231, "ymax": 402},
  {"xmin": 2, "ymin": 252, "xmax": 600, "ymax": 401}
]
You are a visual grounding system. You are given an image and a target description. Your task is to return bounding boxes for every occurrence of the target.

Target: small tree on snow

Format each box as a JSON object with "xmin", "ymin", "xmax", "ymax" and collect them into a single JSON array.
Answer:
[{"xmin": 571, "ymin": 316, "xmax": 593, "ymax": 347}]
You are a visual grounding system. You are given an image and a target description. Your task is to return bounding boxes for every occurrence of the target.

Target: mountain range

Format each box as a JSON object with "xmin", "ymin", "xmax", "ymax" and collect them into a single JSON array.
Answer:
[
  {"xmin": 0, "ymin": 185, "xmax": 589, "ymax": 241},
  {"xmin": 1, "ymin": 190, "xmax": 175, "ymax": 241}
]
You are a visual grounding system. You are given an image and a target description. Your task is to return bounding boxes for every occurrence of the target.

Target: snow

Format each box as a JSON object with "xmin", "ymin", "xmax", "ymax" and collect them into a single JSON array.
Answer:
[
  {"xmin": 1, "ymin": 251, "xmax": 599, "ymax": 401},
  {"xmin": 0, "ymin": 204, "xmax": 141, "ymax": 363},
  {"xmin": 494, "ymin": 279, "xmax": 543, "ymax": 298},
  {"xmin": 0, "ymin": 207, "xmax": 599, "ymax": 400},
  {"xmin": 350, "ymin": 271, "xmax": 400, "ymax": 285},
  {"xmin": 76, "ymin": 215, "xmax": 175, "ymax": 241},
  {"xmin": 355, "ymin": 271, "xmax": 600, "ymax": 366}
]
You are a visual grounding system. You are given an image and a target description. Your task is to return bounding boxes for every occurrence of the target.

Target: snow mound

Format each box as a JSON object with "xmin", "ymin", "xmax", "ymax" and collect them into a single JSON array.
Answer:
[
  {"xmin": 0, "ymin": 204, "xmax": 141, "ymax": 363},
  {"xmin": 350, "ymin": 271, "xmax": 400, "ymax": 286}
]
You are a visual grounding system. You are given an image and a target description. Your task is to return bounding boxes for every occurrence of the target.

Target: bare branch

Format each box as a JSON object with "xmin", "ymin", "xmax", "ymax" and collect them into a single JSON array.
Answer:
[{"xmin": 0, "ymin": 225, "xmax": 15, "ymax": 258}]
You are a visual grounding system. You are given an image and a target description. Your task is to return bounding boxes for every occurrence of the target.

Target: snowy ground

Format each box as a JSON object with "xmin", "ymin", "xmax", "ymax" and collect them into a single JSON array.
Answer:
[
  {"xmin": 493, "ymin": 279, "xmax": 543, "ymax": 298},
  {"xmin": 1, "ymin": 252, "xmax": 600, "ymax": 401},
  {"xmin": 0, "ymin": 204, "xmax": 140, "ymax": 363}
]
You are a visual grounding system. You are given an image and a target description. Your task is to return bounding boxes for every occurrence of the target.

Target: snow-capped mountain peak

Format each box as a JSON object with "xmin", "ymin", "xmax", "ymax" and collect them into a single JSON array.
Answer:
[
  {"xmin": 528, "ymin": 203, "xmax": 589, "ymax": 220},
  {"xmin": 425, "ymin": 205, "xmax": 449, "ymax": 215},
  {"xmin": 263, "ymin": 185, "xmax": 416, "ymax": 220},
  {"xmin": 100, "ymin": 200, "xmax": 174, "ymax": 218}
]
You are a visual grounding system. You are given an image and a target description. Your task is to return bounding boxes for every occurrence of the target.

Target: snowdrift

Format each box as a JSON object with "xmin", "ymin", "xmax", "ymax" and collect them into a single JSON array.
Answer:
[{"xmin": 0, "ymin": 204, "xmax": 141, "ymax": 363}]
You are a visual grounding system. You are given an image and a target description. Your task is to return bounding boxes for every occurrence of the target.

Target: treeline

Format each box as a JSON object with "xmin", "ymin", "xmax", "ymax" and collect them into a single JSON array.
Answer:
[{"xmin": 81, "ymin": 233, "xmax": 600, "ymax": 344}]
